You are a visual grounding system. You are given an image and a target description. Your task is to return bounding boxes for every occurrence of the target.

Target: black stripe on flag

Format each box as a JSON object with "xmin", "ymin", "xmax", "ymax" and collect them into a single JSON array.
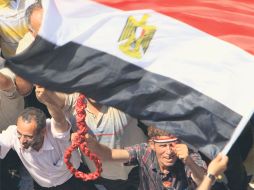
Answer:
[{"xmin": 7, "ymin": 36, "xmax": 242, "ymax": 158}]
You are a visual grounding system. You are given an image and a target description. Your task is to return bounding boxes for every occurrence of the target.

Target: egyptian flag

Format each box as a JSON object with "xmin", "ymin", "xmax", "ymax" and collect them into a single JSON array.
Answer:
[{"xmin": 7, "ymin": 0, "xmax": 254, "ymax": 158}]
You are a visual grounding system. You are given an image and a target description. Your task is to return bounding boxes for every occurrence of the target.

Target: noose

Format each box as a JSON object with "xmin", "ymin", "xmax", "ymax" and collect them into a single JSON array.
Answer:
[{"xmin": 64, "ymin": 94, "xmax": 102, "ymax": 180}]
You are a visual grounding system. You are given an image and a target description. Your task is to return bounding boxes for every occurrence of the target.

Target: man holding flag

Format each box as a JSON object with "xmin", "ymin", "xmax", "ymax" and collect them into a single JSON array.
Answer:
[{"xmin": 6, "ymin": 0, "xmax": 254, "ymax": 189}]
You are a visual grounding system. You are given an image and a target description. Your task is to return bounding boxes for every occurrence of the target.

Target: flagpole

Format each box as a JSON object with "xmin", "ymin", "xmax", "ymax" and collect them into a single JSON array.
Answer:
[{"xmin": 222, "ymin": 110, "xmax": 254, "ymax": 155}]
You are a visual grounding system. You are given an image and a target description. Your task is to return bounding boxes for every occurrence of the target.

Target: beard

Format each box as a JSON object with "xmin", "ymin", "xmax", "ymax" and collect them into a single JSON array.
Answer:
[
  {"xmin": 31, "ymin": 135, "xmax": 44, "ymax": 151},
  {"xmin": 21, "ymin": 142, "xmax": 31, "ymax": 150},
  {"xmin": 21, "ymin": 135, "xmax": 44, "ymax": 151}
]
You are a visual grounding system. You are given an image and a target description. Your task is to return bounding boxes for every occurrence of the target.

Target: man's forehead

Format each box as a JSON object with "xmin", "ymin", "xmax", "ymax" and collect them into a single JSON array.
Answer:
[
  {"xmin": 17, "ymin": 117, "xmax": 37, "ymax": 130},
  {"xmin": 18, "ymin": 115, "xmax": 36, "ymax": 122}
]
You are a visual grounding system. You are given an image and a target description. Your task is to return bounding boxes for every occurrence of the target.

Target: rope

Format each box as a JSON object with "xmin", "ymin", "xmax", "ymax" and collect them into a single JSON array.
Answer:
[{"xmin": 64, "ymin": 94, "xmax": 102, "ymax": 181}]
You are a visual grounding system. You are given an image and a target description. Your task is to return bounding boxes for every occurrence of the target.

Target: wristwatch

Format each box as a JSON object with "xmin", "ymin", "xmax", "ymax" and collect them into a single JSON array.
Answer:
[{"xmin": 206, "ymin": 173, "xmax": 216, "ymax": 185}]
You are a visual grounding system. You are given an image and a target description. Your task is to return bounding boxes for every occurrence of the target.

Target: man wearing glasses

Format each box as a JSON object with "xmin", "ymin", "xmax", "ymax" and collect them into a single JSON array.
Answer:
[{"xmin": 0, "ymin": 90, "xmax": 97, "ymax": 190}]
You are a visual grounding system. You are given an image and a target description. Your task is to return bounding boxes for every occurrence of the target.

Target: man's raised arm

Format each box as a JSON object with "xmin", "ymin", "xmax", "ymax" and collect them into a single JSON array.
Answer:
[{"xmin": 35, "ymin": 85, "xmax": 69, "ymax": 133}]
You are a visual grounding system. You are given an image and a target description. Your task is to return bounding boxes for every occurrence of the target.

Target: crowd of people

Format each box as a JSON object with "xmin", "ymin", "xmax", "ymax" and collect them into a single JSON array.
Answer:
[{"xmin": 0, "ymin": 0, "xmax": 253, "ymax": 190}]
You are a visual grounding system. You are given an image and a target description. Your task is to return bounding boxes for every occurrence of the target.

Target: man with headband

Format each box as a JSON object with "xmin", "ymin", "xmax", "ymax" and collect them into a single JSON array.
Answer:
[{"xmin": 86, "ymin": 125, "xmax": 207, "ymax": 190}]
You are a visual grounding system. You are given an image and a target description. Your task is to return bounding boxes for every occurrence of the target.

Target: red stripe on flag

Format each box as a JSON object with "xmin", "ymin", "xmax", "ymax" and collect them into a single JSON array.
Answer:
[{"xmin": 95, "ymin": 0, "xmax": 254, "ymax": 55}]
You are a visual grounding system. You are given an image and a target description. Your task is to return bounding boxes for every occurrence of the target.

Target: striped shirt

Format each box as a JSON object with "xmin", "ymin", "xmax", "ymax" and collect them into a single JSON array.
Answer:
[
  {"xmin": 0, "ymin": 0, "xmax": 36, "ymax": 58},
  {"xmin": 125, "ymin": 143, "xmax": 207, "ymax": 190},
  {"xmin": 64, "ymin": 93, "xmax": 147, "ymax": 180}
]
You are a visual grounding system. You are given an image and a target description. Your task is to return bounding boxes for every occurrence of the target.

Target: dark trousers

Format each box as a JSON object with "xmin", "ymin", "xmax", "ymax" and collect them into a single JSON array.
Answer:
[{"xmin": 33, "ymin": 164, "xmax": 97, "ymax": 190}]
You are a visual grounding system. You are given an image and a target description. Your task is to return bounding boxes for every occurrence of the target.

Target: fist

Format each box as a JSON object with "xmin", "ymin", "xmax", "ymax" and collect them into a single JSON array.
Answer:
[{"xmin": 174, "ymin": 144, "xmax": 189, "ymax": 163}]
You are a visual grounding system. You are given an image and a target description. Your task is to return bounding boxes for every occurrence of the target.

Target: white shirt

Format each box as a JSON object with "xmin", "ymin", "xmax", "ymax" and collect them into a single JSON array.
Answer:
[{"xmin": 0, "ymin": 119, "xmax": 81, "ymax": 187}]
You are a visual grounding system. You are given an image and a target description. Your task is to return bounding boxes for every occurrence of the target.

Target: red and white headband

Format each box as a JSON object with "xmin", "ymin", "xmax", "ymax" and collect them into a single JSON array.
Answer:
[{"xmin": 152, "ymin": 136, "xmax": 178, "ymax": 143}]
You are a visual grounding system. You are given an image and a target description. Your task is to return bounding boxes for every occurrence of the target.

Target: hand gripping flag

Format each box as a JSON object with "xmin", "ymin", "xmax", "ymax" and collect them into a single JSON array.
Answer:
[{"xmin": 7, "ymin": 0, "xmax": 254, "ymax": 158}]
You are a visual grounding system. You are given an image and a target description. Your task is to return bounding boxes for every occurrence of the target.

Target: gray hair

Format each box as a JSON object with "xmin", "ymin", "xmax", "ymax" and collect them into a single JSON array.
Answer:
[{"xmin": 18, "ymin": 107, "xmax": 46, "ymax": 134}]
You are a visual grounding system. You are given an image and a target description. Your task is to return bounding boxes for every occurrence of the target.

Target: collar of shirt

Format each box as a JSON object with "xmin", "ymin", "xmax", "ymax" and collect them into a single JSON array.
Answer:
[
  {"xmin": 149, "ymin": 151, "xmax": 178, "ymax": 189},
  {"xmin": 152, "ymin": 156, "xmax": 182, "ymax": 181},
  {"xmin": 86, "ymin": 104, "xmax": 107, "ymax": 123},
  {"xmin": 38, "ymin": 133, "xmax": 54, "ymax": 151},
  {"xmin": 151, "ymin": 152, "xmax": 161, "ymax": 174}
]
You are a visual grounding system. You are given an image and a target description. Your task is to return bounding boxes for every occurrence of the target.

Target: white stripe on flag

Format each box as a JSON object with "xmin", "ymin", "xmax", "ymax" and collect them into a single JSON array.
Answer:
[{"xmin": 41, "ymin": 0, "xmax": 254, "ymax": 116}]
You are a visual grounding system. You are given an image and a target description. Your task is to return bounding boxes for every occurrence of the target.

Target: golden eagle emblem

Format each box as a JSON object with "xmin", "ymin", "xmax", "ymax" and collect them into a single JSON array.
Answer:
[{"xmin": 118, "ymin": 14, "xmax": 156, "ymax": 59}]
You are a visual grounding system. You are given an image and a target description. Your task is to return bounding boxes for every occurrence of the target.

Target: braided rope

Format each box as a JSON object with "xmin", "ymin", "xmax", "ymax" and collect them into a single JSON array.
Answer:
[{"xmin": 64, "ymin": 94, "xmax": 102, "ymax": 180}]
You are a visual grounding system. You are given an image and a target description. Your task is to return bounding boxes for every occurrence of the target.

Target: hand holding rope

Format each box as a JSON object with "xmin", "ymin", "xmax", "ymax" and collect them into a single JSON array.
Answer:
[{"xmin": 64, "ymin": 94, "xmax": 102, "ymax": 180}]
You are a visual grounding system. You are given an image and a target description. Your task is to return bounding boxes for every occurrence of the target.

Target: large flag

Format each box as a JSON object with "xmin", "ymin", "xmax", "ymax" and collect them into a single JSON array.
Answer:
[{"xmin": 7, "ymin": 0, "xmax": 254, "ymax": 158}]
